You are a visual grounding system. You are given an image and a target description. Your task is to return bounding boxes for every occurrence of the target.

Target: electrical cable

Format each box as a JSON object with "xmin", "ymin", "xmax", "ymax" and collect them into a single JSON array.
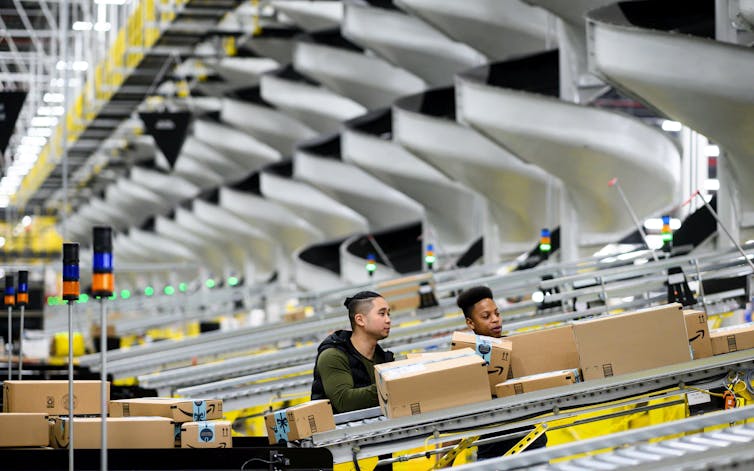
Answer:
[{"xmin": 240, "ymin": 457, "xmax": 274, "ymax": 470}]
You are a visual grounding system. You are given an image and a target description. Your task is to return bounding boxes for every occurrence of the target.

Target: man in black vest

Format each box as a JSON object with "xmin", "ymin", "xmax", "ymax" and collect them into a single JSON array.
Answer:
[{"xmin": 311, "ymin": 291, "xmax": 394, "ymax": 413}]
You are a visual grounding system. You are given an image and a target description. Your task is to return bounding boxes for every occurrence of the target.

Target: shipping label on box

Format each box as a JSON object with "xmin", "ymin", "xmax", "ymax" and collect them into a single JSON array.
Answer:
[
  {"xmin": 450, "ymin": 331, "xmax": 512, "ymax": 395},
  {"xmin": 3, "ymin": 380, "xmax": 109, "ymax": 415},
  {"xmin": 109, "ymin": 398, "xmax": 223, "ymax": 423},
  {"xmin": 51, "ymin": 417, "xmax": 175, "ymax": 449},
  {"xmin": 710, "ymin": 323, "xmax": 754, "ymax": 355},
  {"xmin": 573, "ymin": 303, "xmax": 691, "ymax": 381},
  {"xmin": 264, "ymin": 400, "xmax": 335, "ymax": 444},
  {"xmin": 375, "ymin": 348, "xmax": 490, "ymax": 419},
  {"xmin": 683, "ymin": 309, "xmax": 712, "ymax": 359},
  {"xmin": 506, "ymin": 325, "xmax": 579, "ymax": 378},
  {"xmin": 181, "ymin": 420, "xmax": 232, "ymax": 448},
  {"xmin": 495, "ymin": 369, "xmax": 580, "ymax": 398},
  {"xmin": 0, "ymin": 413, "xmax": 50, "ymax": 447}
]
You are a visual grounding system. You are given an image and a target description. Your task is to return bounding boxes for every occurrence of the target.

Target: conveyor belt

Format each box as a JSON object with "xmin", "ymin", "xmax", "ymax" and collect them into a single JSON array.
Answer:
[
  {"xmin": 455, "ymin": 405, "xmax": 754, "ymax": 470},
  {"xmin": 309, "ymin": 349, "xmax": 754, "ymax": 463}
]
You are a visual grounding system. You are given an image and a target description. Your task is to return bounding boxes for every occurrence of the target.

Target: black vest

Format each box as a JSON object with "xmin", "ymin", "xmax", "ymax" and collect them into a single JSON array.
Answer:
[{"xmin": 311, "ymin": 330, "xmax": 394, "ymax": 405}]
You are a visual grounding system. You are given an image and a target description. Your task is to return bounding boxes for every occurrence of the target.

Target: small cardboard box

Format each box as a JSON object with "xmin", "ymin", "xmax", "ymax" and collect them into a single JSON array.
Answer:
[
  {"xmin": 684, "ymin": 309, "xmax": 713, "ymax": 359},
  {"xmin": 50, "ymin": 417, "xmax": 175, "ymax": 448},
  {"xmin": 450, "ymin": 331, "xmax": 512, "ymax": 395},
  {"xmin": 180, "ymin": 420, "xmax": 232, "ymax": 448},
  {"xmin": 710, "ymin": 323, "xmax": 754, "ymax": 355},
  {"xmin": 109, "ymin": 398, "xmax": 223, "ymax": 423},
  {"xmin": 573, "ymin": 303, "xmax": 692, "ymax": 381},
  {"xmin": 506, "ymin": 325, "xmax": 579, "ymax": 378},
  {"xmin": 375, "ymin": 348, "xmax": 490, "ymax": 419},
  {"xmin": 495, "ymin": 369, "xmax": 580, "ymax": 398},
  {"xmin": 264, "ymin": 400, "xmax": 335, "ymax": 444},
  {"xmin": 3, "ymin": 380, "xmax": 108, "ymax": 415},
  {"xmin": 0, "ymin": 413, "xmax": 50, "ymax": 447},
  {"xmin": 283, "ymin": 309, "xmax": 307, "ymax": 323}
]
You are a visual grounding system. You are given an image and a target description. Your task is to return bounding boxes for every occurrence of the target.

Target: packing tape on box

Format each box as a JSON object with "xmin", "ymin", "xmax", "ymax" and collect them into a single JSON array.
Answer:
[
  {"xmin": 198, "ymin": 421, "xmax": 216, "ymax": 443},
  {"xmin": 475, "ymin": 335, "xmax": 492, "ymax": 364},
  {"xmin": 193, "ymin": 400, "xmax": 207, "ymax": 421},
  {"xmin": 273, "ymin": 411, "xmax": 290, "ymax": 443},
  {"xmin": 380, "ymin": 350, "xmax": 479, "ymax": 380}
]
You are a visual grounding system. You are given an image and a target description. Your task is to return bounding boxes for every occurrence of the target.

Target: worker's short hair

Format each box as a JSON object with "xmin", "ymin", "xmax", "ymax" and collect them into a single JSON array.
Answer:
[
  {"xmin": 456, "ymin": 286, "xmax": 494, "ymax": 318},
  {"xmin": 344, "ymin": 291, "xmax": 382, "ymax": 328}
]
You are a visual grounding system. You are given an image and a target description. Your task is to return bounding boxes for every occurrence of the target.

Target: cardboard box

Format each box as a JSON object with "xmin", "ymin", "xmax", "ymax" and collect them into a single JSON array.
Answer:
[
  {"xmin": 506, "ymin": 325, "xmax": 579, "ymax": 378},
  {"xmin": 710, "ymin": 323, "xmax": 754, "ymax": 355},
  {"xmin": 50, "ymin": 417, "xmax": 175, "ymax": 449},
  {"xmin": 3, "ymin": 380, "xmax": 109, "ymax": 415},
  {"xmin": 264, "ymin": 400, "xmax": 335, "ymax": 444},
  {"xmin": 495, "ymin": 369, "xmax": 580, "ymax": 398},
  {"xmin": 375, "ymin": 348, "xmax": 490, "ymax": 419},
  {"xmin": 109, "ymin": 398, "xmax": 223, "ymax": 423},
  {"xmin": 684, "ymin": 309, "xmax": 713, "ymax": 359},
  {"xmin": 0, "ymin": 413, "xmax": 50, "ymax": 447},
  {"xmin": 180, "ymin": 420, "xmax": 232, "ymax": 448},
  {"xmin": 450, "ymin": 331, "xmax": 512, "ymax": 395},
  {"xmin": 386, "ymin": 293, "xmax": 421, "ymax": 312},
  {"xmin": 573, "ymin": 303, "xmax": 692, "ymax": 381}
]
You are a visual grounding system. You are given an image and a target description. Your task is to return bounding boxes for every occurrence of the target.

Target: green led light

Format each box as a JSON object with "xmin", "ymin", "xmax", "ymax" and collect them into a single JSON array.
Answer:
[
  {"xmin": 47, "ymin": 296, "xmax": 61, "ymax": 306},
  {"xmin": 539, "ymin": 243, "xmax": 552, "ymax": 252},
  {"xmin": 662, "ymin": 233, "xmax": 673, "ymax": 242},
  {"xmin": 205, "ymin": 279, "xmax": 216, "ymax": 289},
  {"xmin": 227, "ymin": 276, "xmax": 239, "ymax": 286},
  {"xmin": 144, "ymin": 286, "xmax": 155, "ymax": 297},
  {"xmin": 120, "ymin": 289, "xmax": 131, "ymax": 300},
  {"xmin": 365, "ymin": 263, "xmax": 376, "ymax": 273},
  {"xmin": 425, "ymin": 255, "xmax": 437, "ymax": 264},
  {"xmin": 164, "ymin": 285, "xmax": 175, "ymax": 295},
  {"xmin": 179, "ymin": 283, "xmax": 188, "ymax": 292},
  {"xmin": 78, "ymin": 293, "xmax": 89, "ymax": 303}
]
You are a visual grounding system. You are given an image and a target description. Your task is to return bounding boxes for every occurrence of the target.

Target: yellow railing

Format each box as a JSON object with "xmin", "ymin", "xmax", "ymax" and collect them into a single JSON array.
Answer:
[{"xmin": 13, "ymin": 0, "xmax": 176, "ymax": 208}]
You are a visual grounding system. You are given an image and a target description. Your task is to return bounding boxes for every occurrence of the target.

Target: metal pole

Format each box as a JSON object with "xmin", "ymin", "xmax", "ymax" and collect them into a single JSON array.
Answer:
[
  {"xmin": 695, "ymin": 191, "xmax": 754, "ymax": 273},
  {"xmin": 6, "ymin": 306, "xmax": 11, "ymax": 380},
  {"xmin": 99, "ymin": 298, "xmax": 107, "ymax": 471},
  {"xmin": 17, "ymin": 304, "xmax": 24, "ymax": 379},
  {"xmin": 67, "ymin": 301, "xmax": 74, "ymax": 471},
  {"xmin": 609, "ymin": 178, "xmax": 659, "ymax": 262},
  {"xmin": 367, "ymin": 235, "xmax": 396, "ymax": 271}
]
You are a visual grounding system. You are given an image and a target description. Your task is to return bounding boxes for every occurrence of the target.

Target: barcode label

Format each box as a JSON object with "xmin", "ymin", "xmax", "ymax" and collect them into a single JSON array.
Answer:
[
  {"xmin": 602, "ymin": 364, "xmax": 614, "ymax": 377},
  {"xmin": 513, "ymin": 384, "xmax": 524, "ymax": 395},
  {"xmin": 410, "ymin": 403, "xmax": 421, "ymax": 415},
  {"xmin": 307, "ymin": 414, "xmax": 317, "ymax": 433},
  {"xmin": 687, "ymin": 391, "xmax": 711, "ymax": 406},
  {"xmin": 727, "ymin": 335, "xmax": 738, "ymax": 352}
]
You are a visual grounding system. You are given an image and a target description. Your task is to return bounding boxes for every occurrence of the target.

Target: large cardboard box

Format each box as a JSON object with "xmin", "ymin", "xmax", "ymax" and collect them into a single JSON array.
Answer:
[
  {"xmin": 180, "ymin": 420, "xmax": 232, "ymax": 448},
  {"xmin": 264, "ymin": 400, "xmax": 335, "ymax": 444},
  {"xmin": 450, "ymin": 331, "xmax": 512, "ymax": 395},
  {"xmin": 109, "ymin": 398, "xmax": 223, "ymax": 423},
  {"xmin": 573, "ymin": 303, "xmax": 692, "ymax": 381},
  {"xmin": 683, "ymin": 309, "xmax": 713, "ymax": 359},
  {"xmin": 506, "ymin": 325, "xmax": 579, "ymax": 378},
  {"xmin": 3, "ymin": 380, "xmax": 108, "ymax": 415},
  {"xmin": 0, "ymin": 413, "xmax": 50, "ymax": 447},
  {"xmin": 375, "ymin": 348, "xmax": 490, "ymax": 419},
  {"xmin": 710, "ymin": 323, "xmax": 754, "ymax": 355},
  {"xmin": 495, "ymin": 369, "xmax": 580, "ymax": 398},
  {"xmin": 50, "ymin": 417, "xmax": 175, "ymax": 448}
]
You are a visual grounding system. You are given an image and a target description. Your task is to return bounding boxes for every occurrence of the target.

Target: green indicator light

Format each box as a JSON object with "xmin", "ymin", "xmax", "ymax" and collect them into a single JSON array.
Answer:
[
  {"xmin": 120, "ymin": 289, "xmax": 131, "ymax": 300},
  {"xmin": 78, "ymin": 293, "xmax": 89, "ymax": 303},
  {"xmin": 164, "ymin": 285, "xmax": 175, "ymax": 295},
  {"xmin": 539, "ymin": 243, "xmax": 552, "ymax": 252},
  {"xmin": 178, "ymin": 283, "xmax": 188, "ymax": 292},
  {"xmin": 425, "ymin": 255, "xmax": 437, "ymax": 264},
  {"xmin": 144, "ymin": 286, "xmax": 155, "ymax": 297},
  {"xmin": 662, "ymin": 233, "xmax": 673, "ymax": 242},
  {"xmin": 205, "ymin": 279, "xmax": 216, "ymax": 289},
  {"xmin": 227, "ymin": 276, "xmax": 239, "ymax": 286}
]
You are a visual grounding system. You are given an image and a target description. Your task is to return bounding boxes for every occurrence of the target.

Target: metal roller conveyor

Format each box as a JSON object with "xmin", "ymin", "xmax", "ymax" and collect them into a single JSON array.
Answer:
[
  {"xmin": 309, "ymin": 350, "xmax": 754, "ymax": 463},
  {"xmin": 457, "ymin": 406, "xmax": 754, "ymax": 470}
]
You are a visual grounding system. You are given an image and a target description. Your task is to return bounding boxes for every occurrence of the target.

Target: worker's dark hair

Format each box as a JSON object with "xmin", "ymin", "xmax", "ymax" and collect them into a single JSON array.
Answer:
[
  {"xmin": 344, "ymin": 291, "xmax": 383, "ymax": 329},
  {"xmin": 456, "ymin": 286, "xmax": 494, "ymax": 318}
]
